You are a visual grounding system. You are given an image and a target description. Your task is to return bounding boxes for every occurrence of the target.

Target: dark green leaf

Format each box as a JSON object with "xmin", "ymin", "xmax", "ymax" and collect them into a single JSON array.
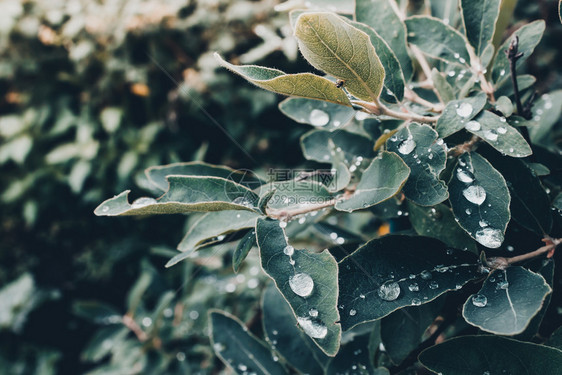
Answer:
[
  {"xmin": 466, "ymin": 111, "xmax": 532, "ymax": 157},
  {"xmin": 295, "ymin": 12, "xmax": 385, "ymax": 102},
  {"xmin": 209, "ymin": 310, "xmax": 286, "ymax": 375},
  {"xmin": 408, "ymin": 202, "xmax": 477, "ymax": 252},
  {"xmin": 381, "ymin": 298, "xmax": 443, "ymax": 364},
  {"xmin": 145, "ymin": 161, "xmax": 263, "ymax": 192},
  {"xmin": 492, "ymin": 20, "xmax": 545, "ymax": 85},
  {"xmin": 479, "ymin": 147, "xmax": 552, "ymax": 235},
  {"xmin": 233, "ymin": 230, "xmax": 256, "ymax": 273},
  {"xmin": 460, "ymin": 0, "xmax": 501, "ymax": 56},
  {"xmin": 335, "ymin": 151, "xmax": 409, "ymax": 212},
  {"xmin": 326, "ymin": 333, "xmax": 377, "ymax": 374},
  {"xmin": 431, "ymin": 68, "xmax": 455, "ymax": 103},
  {"xmin": 356, "ymin": 0, "xmax": 413, "ymax": 80},
  {"xmin": 386, "ymin": 123, "xmax": 448, "ymax": 206},
  {"xmin": 94, "ymin": 176, "xmax": 260, "ymax": 216},
  {"xmin": 300, "ymin": 129, "xmax": 375, "ymax": 164},
  {"xmin": 338, "ymin": 235, "xmax": 480, "ymax": 330},
  {"xmin": 177, "ymin": 210, "xmax": 261, "ymax": 251},
  {"xmin": 405, "ymin": 16, "xmax": 470, "ymax": 65},
  {"xmin": 463, "ymin": 266, "xmax": 551, "ymax": 335},
  {"xmin": 279, "ymin": 97, "xmax": 355, "ymax": 129},
  {"xmin": 345, "ymin": 20, "xmax": 405, "ymax": 102},
  {"xmin": 256, "ymin": 218, "xmax": 341, "ymax": 356},
  {"xmin": 215, "ymin": 54, "xmax": 351, "ymax": 106},
  {"xmin": 529, "ymin": 90, "xmax": 562, "ymax": 145},
  {"xmin": 547, "ymin": 325, "xmax": 562, "ymax": 351},
  {"xmin": 448, "ymin": 152, "xmax": 510, "ymax": 248},
  {"xmin": 420, "ymin": 335, "xmax": 562, "ymax": 374},
  {"xmin": 435, "ymin": 92, "xmax": 487, "ymax": 138},
  {"xmin": 262, "ymin": 283, "xmax": 328, "ymax": 374}
]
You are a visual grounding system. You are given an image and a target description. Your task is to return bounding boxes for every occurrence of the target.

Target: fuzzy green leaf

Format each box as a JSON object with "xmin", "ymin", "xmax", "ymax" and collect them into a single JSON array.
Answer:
[
  {"xmin": 435, "ymin": 92, "xmax": 487, "ymax": 138},
  {"xmin": 209, "ymin": 310, "xmax": 286, "ymax": 375},
  {"xmin": 338, "ymin": 235, "xmax": 480, "ymax": 330},
  {"xmin": 405, "ymin": 16, "xmax": 470, "ymax": 65},
  {"xmin": 460, "ymin": 0, "xmax": 501, "ymax": 56},
  {"xmin": 419, "ymin": 336, "xmax": 562, "ymax": 374},
  {"xmin": 215, "ymin": 54, "xmax": 351, "ymax": 106},
  {"xmin": 448, "ymin": 152, "xmax": 510, "ymax": 248},
  {"xmin": 463, "ymin": 267, "xmax": 551, "ymax": 335},
  {"xmin": 386, "ymin": 123, "xmax": 448, "ymax": 206},
  {"xmin": 232, "ymin": 230, "xmax": 257, "ymax": 273},
  {"xmin": 335, "ymin": 151, "xmax": 410, "ymax": 212},
  {"xmin": 294, "ymin": 12, "xmax": 385, "ymax": 102},
  {"xmin": 356, "ymin": 0, "xmax": 413, "ymax": 80},
  {"xmin": 256, "ymin": 218, "xmax": 341, "ymax": 356}
]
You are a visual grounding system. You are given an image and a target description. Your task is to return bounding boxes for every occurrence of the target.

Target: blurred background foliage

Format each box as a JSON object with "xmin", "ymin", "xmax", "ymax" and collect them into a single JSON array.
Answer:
[{"xmin": 0, "ymin": 0, "xmax": 560, "ymax": 374}]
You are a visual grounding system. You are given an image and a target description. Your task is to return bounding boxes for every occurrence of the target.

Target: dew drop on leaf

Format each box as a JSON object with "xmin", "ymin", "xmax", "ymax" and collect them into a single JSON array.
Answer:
[
  {"xmin": 497, "ymin": 127, "xmax": 507, "ymax": 134},
  {"xmin": 483, "ymin": 129, "xmax": 498, "ymax": 141},
  {"xmin": 408, "ymin": 282, "xmax": 419, "ymax": 292},
  {"xmin": 131, "ymin": 197, "xmax": 157, "ymax": 208},
  {"xmin": 462, "ymin": 185, "xmax": 486, "ymax": 205},
  {"xmin": 398, "ymin": 135, "xmax": 416, "ymax": 155},
  {"xmin": 296, "ymin": 316, "xmax": 328, "ymax": 338},
  {"xmin": 429, "ymin": 281, "xmax": 439, "ymax": 289},
  {"xmin": 378, "ymin": 281, "xmax": 401, "ymax": 301},
  {"xmin": 349, "ymin": 309, "xmax": 357, "ymax": 316},
  {"xmin": 411, "ymin": 298, "xmax": 421, "ymax": 306},
  {"xmin": 496, "ymin": 281, "xmax": 509, "ymax": 290},
  {"xmin": 309, "ymin": 308, "xmax": 318, "ymax": 317},
  {"xmin": 472, "ymin": 294, "xmax": 487, "ymax": 307},
  {"xmin": 456, "ymin": 103, "xmax": 473, "ymax": 118},
  {"xmin": 465, "ymin": 120, "xmax": 481, "ymax": 131},
  {"xmin": 289, "ymin": 273, "xmax": 314, "ymax": 297},
  {"xmin": 456, "ymin": 168, "xmax": 475, "ymax": 183},
  {"xmin": 420, "ymin": 270, "xmax": 432, "ymax": 280},
  {"xmin": 309, "ymin": 109, "xmax": 330, "ymax": 126},
  {"xmin": 283, "ymin": 245, "xmax": 294, "ymax": 256},
  {"xmin": 475, "ymin": 227, "xmax": 504, "ymax": 248}
]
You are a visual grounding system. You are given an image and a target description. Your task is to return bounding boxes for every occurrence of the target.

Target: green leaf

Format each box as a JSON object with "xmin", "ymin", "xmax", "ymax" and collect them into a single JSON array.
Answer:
[
  {"xmin": 0, "ymin": 273, "xmax": 42, "ymax": 333},
  {"xmin": 256, "ymin": 218, "xmax": 341, "ymax": 356},
  {"xmin": 547, "ymin": 325, "xmax": 562, "ymax": 351},
  {"xmin": 495, "ymin": 95, "xmax": 514, "ymax": 117},
  {"xmin": 126, "ymin": 271, "xmax": 152, "ymax": 313},
  {"xmin": 279, "ymin": 97, "xmax": 355, "ymax": 129},
  {"xmin": 300, "ymin": 129, "xmax": 375, "ymax": 164},
  {"xmin": 381, "ymin": 298, "xmax": 444, "ymax": 365},
  {"xmin": 448, "ymin": 152, "xmax": 510, "ymax": 248},
  {"xmin": 529, "ymin": 90, "xmax": 562, "ymax": 145},
  {"xmin": 262, "ymin": 283, "xmax": 328, "ymax": 374},
  {"xmin": 335, "ymin": 151, "xmax": 410, "ymax": 212},
  {"xmin": 326, "ymin": 333, "xmax": 378, "ymax": 374},
  {"xmin": 463, "ymin": 266, "xmax": 551, "ymax": 335},
  {"xmin": 431, "ymin": 68, "xmax": 455, "ymax": 103},
  {"xmin": 94, "ymin": 176, "xmax": 260, "ymax": 216},
  {"xmin": 479, "ymin": 147, "xmax": 552, "ymax": 235},
  {"xmin": 72, "ymin": 301, "xmax": 121, "ymax": 325},
  {"xmin": 356, "ymin": 0, "xmax": 413, "ymax": 81},
  {"xmin": 386, "ymin": 123, "xmax": 448, "ymax": 206},
  {"xmin": 408, "ymin": 202, "xmax": 477, "ymax": 252},
  {"xmin": 345, "ymin": 20, "xmax": 405, "ymax": 102},
  {"xmin": 419, "ymin": 335, "xmax": 562, "ymax": 374},
  {"xmin": 338, "ymin": 235, "xmax": 480, "ymax": 330},
  {"xmin": 209, "ymin": 310, "xmax": 286, "ymax": 375},
  {"xmin": 495, "ymin": 74, "xmax": 536, "ymax": 98},
  {"xmin": 465, "ymin": 110, "xmax": 532, "ymax": 157},
  {"xmin": 177, "ymin": 210, "xmax": 261, "ymax": 252},
  {"xmin": 145, "ymin": 161, "xmax": 263, "ymax": 192},
  {"xmin": 460, "ymin": 0, "xmax": 501, "ymax": 56},
  {"xmin": 215, "ymin": 54, "xmax": 351, "ymax": 106},
  {"xmin": 435, "ymin": 92, "xmax": 487, "ymax": 138},
  {"xmin": 233, "ymin": 229, "xmax": 256, "ymax": 273},
  {"xmin": 260, "ymin": 180, "xmax": 334, "ymax": 212},
  {"xmin": 405, "ymin": 16, "xmax": 470, "ymax": 65},
  {"xmin": 294, "ymin": 12, "xmax": 385, "ymax": 101},
  {"xmin": 492, "ymin": 20, "xmax": 546, "ymax": 85}
]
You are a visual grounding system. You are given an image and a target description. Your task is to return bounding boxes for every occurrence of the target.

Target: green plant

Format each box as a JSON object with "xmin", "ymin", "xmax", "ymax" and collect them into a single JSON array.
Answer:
[{"xmin": 95, "ymin": 0, "xmax": 562, "ymax": 373}]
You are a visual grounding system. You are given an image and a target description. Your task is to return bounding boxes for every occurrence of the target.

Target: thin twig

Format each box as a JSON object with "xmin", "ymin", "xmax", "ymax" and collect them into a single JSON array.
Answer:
[
  {"xmin": 506, "ymin": 36, "xmax": 525, "ymax": 115},
  {"xmin": 405, "ymin": 89, "xmax": 444, "ymax": 112},
  {"xmin": 506, "ymin": 238, "xmax": 561, "ymax": 265},
  {"xmin": 447, "ymin": 135, "xmax": 481, "ymax": 156},
  {"xmin": 353, "ymin": 99, "xmax": 439, "ymax": 124}
]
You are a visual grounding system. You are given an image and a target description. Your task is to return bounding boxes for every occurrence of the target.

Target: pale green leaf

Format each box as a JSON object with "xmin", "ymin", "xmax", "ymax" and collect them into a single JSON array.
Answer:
[
  {"xmin": 431, "ymin": 68, "xmax": 455, "ymax": 103},
  {"xmin": 460, "ymin": 0, "xmax": 501, "ymax": 56},
  {"xmin": 295, "ymin": 12, "xmax": 385, "ymax": 102},
  {"xmin": 215, "ymin": 53, "xmax": 351, "ymax": 106},
  {"xmin": 435, "ymin": 92, "xmax": 487, "ymax": 138},
  {"xmin": 279, "ymin": 97, "xmax": 355, "ymax": 129}
]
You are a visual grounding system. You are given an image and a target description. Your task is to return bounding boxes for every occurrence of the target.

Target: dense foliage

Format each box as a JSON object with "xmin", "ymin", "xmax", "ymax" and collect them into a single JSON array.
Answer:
[{"xmin": 2, "ymin": 0, "xmax": 562, "ymax": 374}]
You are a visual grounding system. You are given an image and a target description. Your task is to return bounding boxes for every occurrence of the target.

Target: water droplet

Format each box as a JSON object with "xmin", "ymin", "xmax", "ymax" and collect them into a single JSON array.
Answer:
[
  {"xmin": 497, "ymin": 281, "xmax": 509, "ymax": 290},
  {"xmin": 411, "ymin": 298, "xmax": 421, "ymax": 306},
  {"xmin": 213, "ymin": 342, "xmax": 225, "ymax": 352},
  {"xmin": 448, "ymin": 71, "xmax": 456, "ymax": 77},
  {"xmin": 330, "ymin": 232, "xmax": 338, "ymax": 240},
  {"xmin": 462, "ymin": 185, "xmax": 486, "ymax": 205},
  {"xmin": 101, "ymin": 206, "xmax": 109, "ymax": 212},
  {"xmin": 272, "ymin": 330, "xmax": 278, "ymax": 335},
  {"xmin": 457, "ymin": 168, "xmax": 475, "ymax": 183},
  {"xmin": 289, "ymin": 273, "xmax": 314, "ymax": 297},
  {"xmin": 283, "ymin": 245, "xmax": 294, "ymax": 256},
  {"xmin": 189, "ymin": 310, "xmax": 199, "ymax": 320},
  {"xmin": 298, "ymin": 217, "xmax": 306, "ymax": 224},
  {"xmin": 472, "ymin": 294, "xmax": 487, "ymax": 307},
  {"xmin": 309, "ymin": 109, "xmax": 329, "ymax": 126},
  {"xmin": 336, "ymin": 237, "xmax": 345, "ymax": 245},
  {"xmin": 420, "ymin": 270, "xmax": 432, "ymax": 280},
  {"xmin": 475, "ymin": 227, "xmax": 504, "ymax": 248},
  {"xmin": 309, "ymin": 308, "xmax": 318, "ymax": 317},
  {"xmin": 359, "ymin": 294, "xmax": 365, "ymax": 299},
  {"xmin": 456, "ymin": 103, "xmax": 473, "ymax": 118},
  {"xmin": 454, "ymin": 53, "xmax": 460, "ymax": 58},
  {"xmin": 279, "ymin": 221, "xmax": 287, "ymax": 229},
  {"xmin": 506, "ymin": 245, "xmax": 514, "ymax": 252},
  {"xmin": 238, "ymin": 364, "xmax": 248, "ymax": 371},
  {"xmin": 483, "ymin": 129, "xmax": 498, "ymax": 141},
  {"xmin": 497, "ymin": 127, "xmax": 507, "ymax": 134},
  {"xmin": 465, "ymin": 208, "xmax": 472, "ymax": 215},
  {"xmin": 436, "ymin": 138, "xmax": 444, "ymax": 146},
  {"xmin": 232, "ymin": 196, "xmax": 253, "ymax": 207},
  {"xmin": 349, "ymin": 309, "xmax": 357, "ymax": 316},
  {"xmin": 465, "ymin": 120, "xmax": 481, "ymax": 131},
  {"xmin": 378, "ymin": 281, "xmax": 401, "ymax": 301},
  {"xmin": 500, "ymin": 117, "xmax": 507, "ymax": 123},
  {"xmin": 429, "ymin": 281, "xmax": 439, "ymax": 289},
  {"xmin": 131, "ymin": 197, "xmax": 157, "ymax": 208},
  {"xmin": 500, "ymin": 69, "xmax": 506, "ymax": 76},
  {"xmin": 398, "ymin": 135, "xmax": 416, "ymax": 155},
  {"xmin": 176, "ymin": 352, "xmax": 186, "ymax": 361},
  {"xmin": 142, "ymin": 317, "xmax": 152, "ymax": 327},
  {"xmin": 297, "ymin": 317, "xmax": 328, "ymax": 338},
  {"xmin": 435, "ymin": 265, "xmax": 448, "ymax": 273},
  {"xmin": 408, "ymin": 282, "xmax": 419, "ymax": 292}
]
